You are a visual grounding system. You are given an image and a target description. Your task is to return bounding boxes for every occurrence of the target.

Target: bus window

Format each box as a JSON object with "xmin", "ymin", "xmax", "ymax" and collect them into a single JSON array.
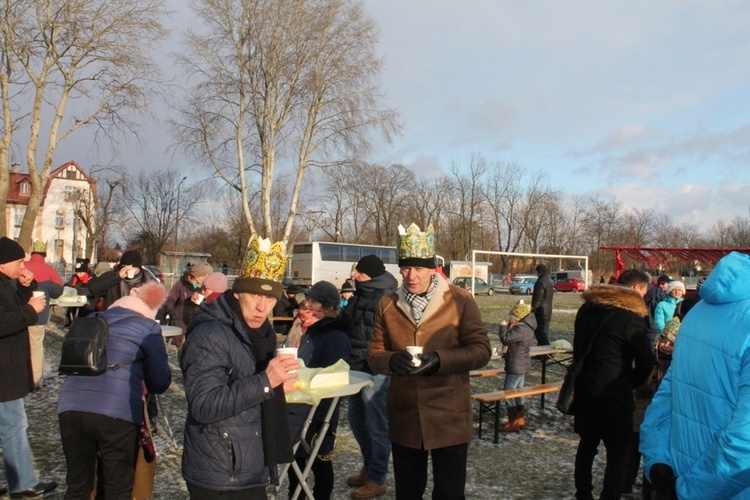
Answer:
[
  {"xmin": 293, "ymin": 243, "xmax": 313, "ymax": 254},
  {"xmin": 342, "ymin": 246, "xmax": 361, "ymax": 262},
  {"xmin": 320, "ymin": 243, "xmax": 344, "ymax": 262},
  {"xmin": 375, "ymin": 248, "xmax": 398, "ymax": 265}
]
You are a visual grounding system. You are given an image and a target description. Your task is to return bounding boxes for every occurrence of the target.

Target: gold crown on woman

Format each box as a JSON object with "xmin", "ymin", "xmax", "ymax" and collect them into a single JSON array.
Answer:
[
  {"xmin": 238, "ymin": 236, "xmax": 287, "ymax": 282},
  {"xmin": 31, "ymin": 239, "xmax": 47, "ymax": 253}
]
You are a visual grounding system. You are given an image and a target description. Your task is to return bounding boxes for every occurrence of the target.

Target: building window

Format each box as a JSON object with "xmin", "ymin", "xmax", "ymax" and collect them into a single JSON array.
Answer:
[
  {"xmin": 64, "ymin": 186, "xmax": 80, "ymax": 202},
  {"xmin": 13, "ymin": 207, "xmax": 25, "ymax": 227},
  {"xmin": 19, "ymin": 182, "xmax": 30, "ymax": 195},
  {"xmin": 55, "ymin": 211, "xmax": 65, "ymax": 229},
  {"xmin": 66, "ymin": 170, "xmax": 76, "ymax": 179},
  {"xmin": 55, "ymin": 239, "xmax": 64, "ymax": 259}
]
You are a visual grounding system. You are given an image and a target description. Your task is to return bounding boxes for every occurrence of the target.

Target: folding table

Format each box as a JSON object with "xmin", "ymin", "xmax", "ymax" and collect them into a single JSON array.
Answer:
[{"xmin": 274, "ymin": 370, "xmax": 374, "ymax": 500}]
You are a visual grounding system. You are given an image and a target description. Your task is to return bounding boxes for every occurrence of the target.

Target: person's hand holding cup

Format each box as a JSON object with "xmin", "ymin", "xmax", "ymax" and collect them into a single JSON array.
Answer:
[
  {"xmin": 29, "ymin": 291, "xmax": 46, "ymax": 313},
  {"xmin": 192, "ymin": 292, "xmax": 205, "ymax": 305},
  {"xmin": 406, "ymin": 346, "xmax": 423, "ymax": 367}
]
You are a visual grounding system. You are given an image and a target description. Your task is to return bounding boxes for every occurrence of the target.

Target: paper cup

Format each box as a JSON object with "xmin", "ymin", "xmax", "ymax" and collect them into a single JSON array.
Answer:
[
  {"xmin": 32, "ymin": 291, "xmax": 45, "ymax": 298},
  {"xmin": 406, "ymin": 346, "xmax": 423, "ymax": 367},
  {"xmin": 277, "ymin": 347, "xmax": 299, "ymax": 373},
  {"xmin": 126, "ymin": 269, "xmax": 135, "ymax": 279},
  {"xmin": 194, "ymin": 293, "xmax": 205, "ymax": 305}
]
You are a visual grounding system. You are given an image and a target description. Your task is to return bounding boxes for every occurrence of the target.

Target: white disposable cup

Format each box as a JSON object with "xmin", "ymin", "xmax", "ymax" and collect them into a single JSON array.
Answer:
[
  {"xmin": 406, "ymin": 346, "xmax": 423, "ymax": 367},
  {"xmin": 194, "ymin": 293, "xmax": 205, "ymax": 305},
  {"xmin": 276, "ymin": 347, "xmax": 299, "ymax": 372},
  {"xmin": 126, "ymin": 269, "xmax": 135, "ymax": 279},
  {"xmin": 32, "ymin": 291, "xmax": 45, "ymax": 298}
]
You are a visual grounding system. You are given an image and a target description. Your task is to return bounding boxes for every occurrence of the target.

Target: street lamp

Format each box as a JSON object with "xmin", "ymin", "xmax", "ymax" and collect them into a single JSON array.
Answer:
[
  {"xmin": 307, "ymin": 210, "xmax": 324, "ymax": 242},
  {"xmin": 174, "ymin": 176, "xmax": 187, "ymax": 254}
]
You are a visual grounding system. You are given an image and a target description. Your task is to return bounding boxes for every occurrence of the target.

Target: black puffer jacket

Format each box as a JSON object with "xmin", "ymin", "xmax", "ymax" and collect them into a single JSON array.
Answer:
[
  {"xmin": 346, "ymin": 272, "xmax": 398, "ymax": 371},
  {"xmin": 180, "ymin": 292, "xmax": 281, "ymax": 491},
  {"xmin": 572, "ymin": 285, "xmax": 655, "ymax": 438},
  {"xmin": 0, "ymin": 273, "xmax": 37, "ymax": 402},
  {"xmin": 88, "ymin": 266, "xmax": 155, "ymax": 311}
]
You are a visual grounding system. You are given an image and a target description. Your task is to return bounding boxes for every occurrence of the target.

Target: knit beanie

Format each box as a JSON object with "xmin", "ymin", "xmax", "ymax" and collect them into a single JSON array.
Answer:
[
  {"xmin": 666, "ymin": 281, "xmax": 685, "ymax": 294},
  {"xmin": 305, "ymin": 281, "xmax": 341, "ymax": 310},
  {"xmin": 356, "ymin": 254, "xmax": 386, "ymax": 278},
  {"xmin": 119, "ymin": 250, "xmax": 142, "ymax": 268},
  {"xmin": 0, "ymin": 237, "xmax": 26, "ymax": 264},
  {"xmin": 535, "ymin": 264, "xmax": 548, "ymax": 275},
  {"xmin": 74, "ymin": 258, "xmax": 89, "ymax": 273},
  {"xmin": 341, "ymin": 279, "xmax": 356, "ymax": 294},
  {"xmin": 657, "ymin": 274, "xmax": 671, "ymax": 284},
  {"xmin": 202, "ymin": 272, "xmax": 228, "ymax": 294},
  {"xmin": 109, "ymin": 282, "xmax": 167, "ymax": 319},
  {"xmin": 191, "ymin": 263, "xmax": 213, "ymax": 278}
]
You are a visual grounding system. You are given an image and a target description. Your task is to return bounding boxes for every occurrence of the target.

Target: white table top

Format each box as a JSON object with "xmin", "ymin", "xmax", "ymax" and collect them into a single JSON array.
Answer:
[
  {"xmin": 161, "ymin": 325, "xmax": 183, "ymax": 337},
  {"xmin": 52, "ymin": 300, "xmax": 87, "ymax": 308}
]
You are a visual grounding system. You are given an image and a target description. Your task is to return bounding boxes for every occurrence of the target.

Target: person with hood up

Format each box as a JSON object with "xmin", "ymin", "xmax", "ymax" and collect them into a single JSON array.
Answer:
[
  {"xmin": 531, "ymin": 263, "xmax": 554, "ymax": 345},
  {"xmin": 640, "ymin": 251, "xmax": 750, "ymax": 499},
  {"xmin": 57, "ymin": 281, "xmax": 172, "ymax": 499},
  {"xmin": 497, "ymin": 299, "xmax": 537, "ymax": 433},
  {"xmin": 286, "ymin": 281, "xmax": 351, "ymax": 499}
]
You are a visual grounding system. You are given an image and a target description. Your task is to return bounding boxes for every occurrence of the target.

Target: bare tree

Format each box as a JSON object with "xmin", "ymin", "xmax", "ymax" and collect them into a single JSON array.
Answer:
[
  {"xmin": 357, "ymin": 163, "xmax": 415, "ymax": 245},
  {"xmin": 0, "ymin": 0, "xmax": 167, "ymax": 248},
  {"xmin": 120, "ymin": 170, "xmax": 205, "ymax": 264},
  {"xmin": 173, "ymin": 0, "xmax": 399, "ymax": 245}
]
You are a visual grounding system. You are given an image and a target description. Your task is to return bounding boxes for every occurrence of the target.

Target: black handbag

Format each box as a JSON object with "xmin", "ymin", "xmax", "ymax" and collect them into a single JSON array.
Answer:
[{"xmin": 556, "ymin": 313, "xmax": 613, "ymax": 415}]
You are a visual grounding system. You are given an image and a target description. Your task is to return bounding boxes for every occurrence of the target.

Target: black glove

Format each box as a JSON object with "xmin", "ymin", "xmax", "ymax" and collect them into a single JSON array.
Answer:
[
  {"xmin": 649, "ymin": 463, "xmax": 676, "ymax": 500},
  {"xmin": 411, "ymin": 352, "xmax": 440, "ymax": 376},
  {"xmin": 389, "ymin": 350, "xmax": 415, "ymax": 375}
]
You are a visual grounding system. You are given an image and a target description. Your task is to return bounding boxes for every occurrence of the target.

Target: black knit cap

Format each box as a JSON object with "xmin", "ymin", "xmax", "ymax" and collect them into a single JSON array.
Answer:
[
  {"xmin": 536, "ymin": 264, "xmax": 548, "ymax": 275},
  {"xmin": 0, "ymin": 237, "xmax": 25, "ymax": 265},
  {"xmin": 305, "ymin": 281, "xmax": 341, "ymax": 310},
  {"xmin": 119, "ymin": 250, "xmax": 142, "ymax": 268},
  {"xmin": 356, "ymin": 254, "xmax": 386, "ymax": 278},
  {"xmin": 657, "ymin": 274, "xmax": 671, "ymax": 284}
]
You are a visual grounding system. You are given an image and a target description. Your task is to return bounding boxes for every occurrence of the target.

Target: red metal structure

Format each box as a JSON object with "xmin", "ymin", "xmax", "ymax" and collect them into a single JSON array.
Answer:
[{"xmin": 600, "ymin": 246, "xmax": 750, "ymax": 279}]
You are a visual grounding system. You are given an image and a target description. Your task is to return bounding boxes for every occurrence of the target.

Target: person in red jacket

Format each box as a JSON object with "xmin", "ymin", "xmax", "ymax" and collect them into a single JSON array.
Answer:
[
  {"xmin": 23, "ymin": 240, "xmax": 63, "ymax": 386},
  {"xmin": 64, "ymin": 258, "xmax": 94, "ymax": 326}
]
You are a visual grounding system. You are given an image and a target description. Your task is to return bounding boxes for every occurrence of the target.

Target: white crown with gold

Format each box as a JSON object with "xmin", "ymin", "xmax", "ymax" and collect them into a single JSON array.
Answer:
[{"xmin": 397, "ymin": 223, "xmax": 436, "ymax": 267}]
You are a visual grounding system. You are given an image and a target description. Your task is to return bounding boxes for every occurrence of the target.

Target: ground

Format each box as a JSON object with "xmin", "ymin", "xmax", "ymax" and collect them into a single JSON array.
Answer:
[{"xmin": 6, "ymin": 291, "xmax": 640, "ymax": 499}]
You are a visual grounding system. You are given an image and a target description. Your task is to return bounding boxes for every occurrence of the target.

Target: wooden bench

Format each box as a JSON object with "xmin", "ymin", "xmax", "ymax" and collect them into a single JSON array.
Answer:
[
  {"xmin": 470, "ymin": 368, "xmax": 505, "ymax": 377},
  {"xmin": 473, "ymin": 381, "xmax": 563, "ymax": 443}
]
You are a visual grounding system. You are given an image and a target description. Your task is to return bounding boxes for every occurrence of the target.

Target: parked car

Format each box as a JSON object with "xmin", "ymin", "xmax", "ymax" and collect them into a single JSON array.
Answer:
[
  {"xmin": 553, "ymin": 277, "xmax": 586, "ymax": 293},
  {"xmin": 509, "ymin": 276, "xmax": 537, "ymax": 295},
  {"xmin": 452, "ymin": 277, "xmax": 495, "ymax": 295}
]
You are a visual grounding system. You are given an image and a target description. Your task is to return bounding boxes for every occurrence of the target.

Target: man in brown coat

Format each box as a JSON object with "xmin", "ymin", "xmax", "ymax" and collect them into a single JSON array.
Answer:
[{"xmin": 367, "ymin": 224, "xmax": 491, "ymax": 499}]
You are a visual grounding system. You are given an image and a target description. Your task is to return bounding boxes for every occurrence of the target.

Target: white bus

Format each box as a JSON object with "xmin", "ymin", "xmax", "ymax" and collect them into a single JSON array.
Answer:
[{"xmin": 289, "ymin": 242, "xmax": 401, "ymax": 289}]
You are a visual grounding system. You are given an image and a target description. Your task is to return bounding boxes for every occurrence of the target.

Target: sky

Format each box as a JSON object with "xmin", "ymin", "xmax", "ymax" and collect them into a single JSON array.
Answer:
[{"xmin": 54, "ymin": 1, "xmax": 750, "ymax": 232}]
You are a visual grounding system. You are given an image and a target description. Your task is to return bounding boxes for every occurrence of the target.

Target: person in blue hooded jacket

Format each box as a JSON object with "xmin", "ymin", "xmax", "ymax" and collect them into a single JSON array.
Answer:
[{"xmin": 641, "ymin": 251, "xmax": 750, "ymax": 499}]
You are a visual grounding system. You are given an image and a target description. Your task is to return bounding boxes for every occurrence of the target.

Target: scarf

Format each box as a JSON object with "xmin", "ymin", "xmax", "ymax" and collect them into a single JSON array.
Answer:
[
  {"xmin": 403, "ymin": 274, "xmax": 439, "ymax": 323},
  {"xmin": 227, "ymin": 294, "xmax": 294, "ymax": 483}
]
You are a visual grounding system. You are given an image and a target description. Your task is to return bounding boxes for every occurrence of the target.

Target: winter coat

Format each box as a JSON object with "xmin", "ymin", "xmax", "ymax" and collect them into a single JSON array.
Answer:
[
  {"xmin": 532, "ymin": 273, "xmax": 554, "ymax": 319},
  {"xmin": 165, "ymin": 275, "xmax": 200, "ymax": 331},
  {"xmin": 347, "ymin": 271, "xmax": 399, "ymax": 371},
  {"xmin": 88, "ymin": 266, "xmax": 155, "ymax": 311},
  {"xmin": 180, "ymin": 293, "xmax": 281, "ymax": 491},
  {"xmin": 640, "ymin": 251, "xmax": 750, "ymax": 499},
  {"xmin": 56, "ymin": 307, "xmax": 171, "ymax": 424},
  {"xmin": 653, "ymin": 295, "xmax": 683, "ymax": 333},
  {"xmin": 0, "ymin": 272, "xmax": 38, "ymax": 402},
  {"xmin": 572, "ymin": 285, "xmax": 655, "ymax": 439},
  {"xmin": 288, "ymin": 314, "xmax": 351, "ymax": 457},
  {"xmin": 272, "ymin": 292, "xmax": 299, "ymax": 334},
  {"xmin": 367, "ymin": 275, "xmax": 491, "ymax": 450},
  {"xmin": 24, "ymin": 254, "xmax": 64, "ymax": 324},
  {"xmin": 499, "ymin": 314, "xmax": 537, "ymax": 375}
]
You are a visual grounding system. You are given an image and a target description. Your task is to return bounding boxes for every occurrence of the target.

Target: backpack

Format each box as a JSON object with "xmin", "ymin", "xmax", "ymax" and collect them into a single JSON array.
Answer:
[{"xmin": 58, "ymin": 313, "xmax": 142, "ymax": 376}]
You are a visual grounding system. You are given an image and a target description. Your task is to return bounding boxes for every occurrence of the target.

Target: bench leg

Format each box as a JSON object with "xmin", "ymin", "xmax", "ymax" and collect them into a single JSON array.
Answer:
[
  {"xmin": 493, "ymin": 401, "xmax": 501, "ymax": 444},
  {"xmin": 477, "ymin": 402, "xmax": 484, "ymax": 439}
]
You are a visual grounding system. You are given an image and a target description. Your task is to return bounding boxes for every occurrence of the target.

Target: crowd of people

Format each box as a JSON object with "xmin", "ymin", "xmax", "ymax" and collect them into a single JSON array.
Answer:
[{"xmin": 5, "ymin": 227, "xmax": 750, "ymax": 500}]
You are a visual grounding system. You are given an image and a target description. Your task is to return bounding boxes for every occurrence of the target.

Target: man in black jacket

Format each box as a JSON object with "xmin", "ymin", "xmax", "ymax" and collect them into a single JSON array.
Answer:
[
  {"xmin": 572, "ymin": 269, "xmax": 656, "ymax": 500},
  {"xmin": 345, "ymin": 254, "xmax": 398, "ymax": 499},
  {"xmin": 531, "ymin": 263, "xmax": 554, "ymax": 345},
  {"xmin": 0, "ymin": 237, "xmax": 58, "ymax": 498}
]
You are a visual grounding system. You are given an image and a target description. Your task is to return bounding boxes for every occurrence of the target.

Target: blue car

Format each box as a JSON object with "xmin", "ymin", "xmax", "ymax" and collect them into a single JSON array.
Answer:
[{"xmin": 509, "ymin": 277, "xmax": 537, "ymax": 295}]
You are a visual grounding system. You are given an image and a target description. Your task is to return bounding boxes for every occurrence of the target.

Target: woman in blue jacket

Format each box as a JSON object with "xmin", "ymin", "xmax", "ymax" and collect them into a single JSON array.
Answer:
[
  {"xmin": 653, "ymin": 281, "xmax": 685, "ymax": 333},
  {"xmin": 641, "ymin": 252, "xmax": 750, "ymax": 498},
  {"xmin": 57, "ymin": 282, "xmax": 171, "ymax": 499}
]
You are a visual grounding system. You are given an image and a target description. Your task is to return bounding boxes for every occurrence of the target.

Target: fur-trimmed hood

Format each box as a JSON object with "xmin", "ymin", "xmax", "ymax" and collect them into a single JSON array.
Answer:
[{"xmin": 581, "ymin": 284, "xmax": 648, "ymax": 317}]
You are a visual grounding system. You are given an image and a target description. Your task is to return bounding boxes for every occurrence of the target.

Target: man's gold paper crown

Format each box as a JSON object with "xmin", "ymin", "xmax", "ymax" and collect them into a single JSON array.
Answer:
[
  {"xmin": 31, "ymin": 239, "xmax": 47, "ymax": 253},
  {"xmin": 397, "ymin": 223, "xmax": 435, "ymax": 260},
  {"xmin": 238, "ymin": 236, "xmax": 287, "ymax": 282}
]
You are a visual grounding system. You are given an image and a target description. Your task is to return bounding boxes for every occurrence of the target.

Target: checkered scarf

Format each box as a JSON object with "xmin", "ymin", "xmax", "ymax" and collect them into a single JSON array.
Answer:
[{"xmin": 403, "ymin": 274, "xmax": 439, "ymax": 323}]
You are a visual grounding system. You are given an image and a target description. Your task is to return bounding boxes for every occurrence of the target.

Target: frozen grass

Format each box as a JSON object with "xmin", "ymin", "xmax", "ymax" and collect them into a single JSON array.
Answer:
[{"xmin": 5, "ymin": 290, "xmax": 635, "ymax": 499}]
